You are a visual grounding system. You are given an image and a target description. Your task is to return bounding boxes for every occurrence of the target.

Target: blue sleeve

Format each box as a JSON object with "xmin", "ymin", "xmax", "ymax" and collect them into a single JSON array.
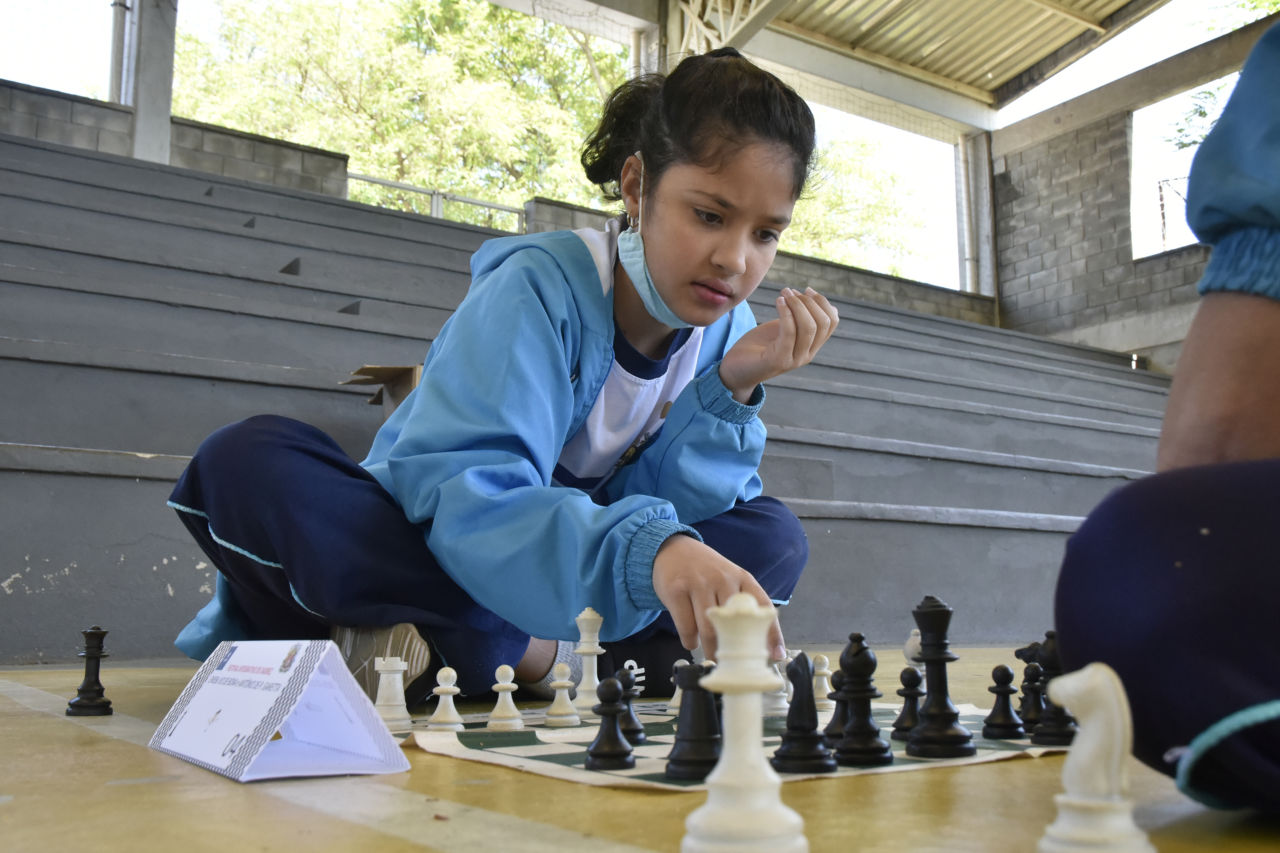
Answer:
[
  {"xmin": 365, "ymin": 247, "xmax": 690, "ymax": 642},
  {"xmin": 1185, "ymin": 22, "xmax": 1280, "ymax": 300}
]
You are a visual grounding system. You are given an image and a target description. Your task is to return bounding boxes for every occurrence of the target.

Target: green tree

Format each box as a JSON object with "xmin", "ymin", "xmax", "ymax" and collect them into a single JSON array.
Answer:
[
  {"xmin": 174, "ymin": 0, "xmax": 628, "ymax": 226},
  {"xmin": 1167, "ymin": 0, "xmax": 1280, "ymax": 149},
  {"xmin": 788, "ymin": 139, "xmax": 923, "ymax": 277},
  {"xmin": 173, "ymin": 0, "xmax": 927, "ymax": 276}
]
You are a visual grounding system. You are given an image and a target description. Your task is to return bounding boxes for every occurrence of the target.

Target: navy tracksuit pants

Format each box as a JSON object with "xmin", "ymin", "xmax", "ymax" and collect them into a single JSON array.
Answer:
[
  {"xmin": 169, "ymin": 415, "xmax": 808, "ymax": 697},
  {"xmin": 1055, "ymin": 459, "xmax": 1280, "ymax": 813}
]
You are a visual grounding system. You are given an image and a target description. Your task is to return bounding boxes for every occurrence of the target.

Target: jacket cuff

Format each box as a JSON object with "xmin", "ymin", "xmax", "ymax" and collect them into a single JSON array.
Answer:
[
  {"xmin": 623, "ymin": 518, "xmax": 702, "ymax": 610},
  {"xmin": 697, "ymin": 363, "xmax": 765, "ymax": 424},
  {"xmin": 1198, "ymin": 227, "xmax": 1280, "ymax": 301}
]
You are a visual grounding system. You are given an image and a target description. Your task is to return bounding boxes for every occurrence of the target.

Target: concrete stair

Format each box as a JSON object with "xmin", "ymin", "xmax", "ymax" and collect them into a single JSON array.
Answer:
[{"xmin": 0, "ymin": 132, "xmax": 1170, "ymax": 663}]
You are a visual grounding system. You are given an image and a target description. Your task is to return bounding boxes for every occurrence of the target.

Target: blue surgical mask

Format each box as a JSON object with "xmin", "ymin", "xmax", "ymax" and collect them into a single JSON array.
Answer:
[
  {"xmin": 616, "ymin": 225, "xmax": 692, "ymax": 329},
  {"xmin": 616, "ymin": 153, "xmax": 692, "ymax": 330}
]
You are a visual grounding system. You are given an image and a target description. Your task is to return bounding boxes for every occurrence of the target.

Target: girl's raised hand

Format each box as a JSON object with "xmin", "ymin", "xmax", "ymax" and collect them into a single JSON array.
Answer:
[{"xmin": 719, "ymin": 286, "xmax": 839, "ymax": 402}]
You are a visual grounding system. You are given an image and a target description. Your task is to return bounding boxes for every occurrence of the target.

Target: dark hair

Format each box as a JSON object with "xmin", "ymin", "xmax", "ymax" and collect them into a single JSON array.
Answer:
[{"xmin": 581, "ymin": 47, "xmax": 816, "ymax": 202}]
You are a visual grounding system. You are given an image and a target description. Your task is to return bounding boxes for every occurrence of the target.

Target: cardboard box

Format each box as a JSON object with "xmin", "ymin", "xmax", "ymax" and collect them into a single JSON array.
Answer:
[{"xmin": 341, "ymin": 365, "xmax": 422, "ymax": 421}]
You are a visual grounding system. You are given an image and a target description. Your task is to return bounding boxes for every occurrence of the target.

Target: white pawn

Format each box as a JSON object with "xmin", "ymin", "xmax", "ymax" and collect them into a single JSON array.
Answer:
[
  {"xmin": 373, "ymin": 656, "xmax": 412, "ymax": 732},
  {"xmin": 762, "ymin": 657, "xmax": 791, "ymax": 717},
  {"xmin": 904, "ymin": 628, "xmax": 923, "ymax": 669},
  {"xmin": 426, "ymin": 666, "xmax": 464, "ymax": 731},
  {"xmin": 544, "ymin": 662, "xmax": 581, "ymax": 727},
  {"xmin": 812, "ymin": 653, "xmax": 835, "ymax": 712},
  {"xmin": 1037, "ymin": 662, "xmax": 1155, "ymax": 853},
  {"xmin": 667, "ymin": 659, "xmax": 691, "ymax": 714},
  {"xmin": 486, "ymin": 664, "xmax": 524, "ymax": 730},
  {"xmin": 572, "ymin": 607, "xmax": 604, "ymax": 718}
]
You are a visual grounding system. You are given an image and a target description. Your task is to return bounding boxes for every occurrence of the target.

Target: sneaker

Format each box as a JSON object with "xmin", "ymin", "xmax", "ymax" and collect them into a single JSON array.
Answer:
[{"xmin": 331, "ymin": 622, "xmax": 431, "ymax": 701}]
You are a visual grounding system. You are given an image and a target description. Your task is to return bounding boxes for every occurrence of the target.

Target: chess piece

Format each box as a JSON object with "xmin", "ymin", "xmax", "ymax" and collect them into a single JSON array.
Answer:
[
  {"xmin": 682, "ymin": 593, "xmax": 808, "ymax": 853},
  {"xmin": 586, "ymin": 677, "xmax": 635, "ymax": 770},
  {"xmin": 1020, "ymin": 662, "xmax": 1045, "ymax": 731},
  {"xmin": 666, "ymin": 662, "xmax": 722, "ymax": 781},
  {"xmin": 833, "ymin": 633, "xmax": 893, "ymax": 767},
  {"xmin": 616, "ymin": 666, "xmax": 647, "ymax": 745},
  {"xmin": 486, "ymin": 664, "xmax": 524, "ymax": 731},
  {"xmin": 667, "ymin": 659, "xmax": 691, "ymax": 714},
  {"xmin": 891, "ymin": 666, "xmax": 924, "ymax": 741},
  {"xmin": 771, "ymin": 651, "xmax": 836, "ymax": 774},
  {"xmin": 903, "ymin": 628, "xmax": 923, "ymax": 669},
  {"xmin": 983, "ymin": 664, "xmax": 1025, "ymax": 740},
  {"xmin": 1037, "ymin": 663, "xmax": 1155, "ymax": 853},
  {"xmin": 426, "ymin": 666, "xmax": 464, "ymax": 731},
  {"xmin": 373, "ymin": 656, "xmax": 413, "ymax": 732},
  {"xmin": 66, "ymin": 625, "xmax": 113, "ymax": 716},
  {"xmin": 572, "ymin": 607, "xmax": 604, "ymax": 718},
  {"xmin": 544, "ymin": 662, "xmax": 581, "ymax": 727},
  {"xmin": 822, "ymin": 669, "xmax": 849, "ymax": 746},
  {"xmin": 1031, "ymin": 631, "xmax": 1078, "ymax": 747},
  {"xmin": 906, "ymin": 595, "xmax": 976, "ymax": 758},
  {"xmin": 811, "ymin": 654, "xmax": 835, "ymax": 712},
  {"xmin": 763, "ymin": 658, "xmax": 791, "ymax": 717}
]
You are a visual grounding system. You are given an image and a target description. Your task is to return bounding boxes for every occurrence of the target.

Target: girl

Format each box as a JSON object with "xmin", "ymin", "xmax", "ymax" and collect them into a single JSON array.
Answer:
[{"xmin": 168, "ymin": 47, "xmax": 839, "ymax": 701}]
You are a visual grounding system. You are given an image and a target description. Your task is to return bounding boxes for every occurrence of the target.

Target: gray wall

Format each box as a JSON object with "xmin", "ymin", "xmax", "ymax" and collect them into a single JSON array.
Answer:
[
  {"xmin": 988, "ymin": 15, "xmax": 1277, "ymax": 372},
  {"xmin": 525, "ymin": 197, "xmax": 997, "ymax": 326},
  {"xmin": 0, "ymin": 79, "xmax": 348, "ymax": 197},
  {"xmin": 992, "ymin": 111, "xmax": 1208, "ymax": 370}
]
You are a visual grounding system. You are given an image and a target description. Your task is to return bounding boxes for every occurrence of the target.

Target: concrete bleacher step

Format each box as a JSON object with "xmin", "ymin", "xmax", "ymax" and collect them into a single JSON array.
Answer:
[
  {"xmin": 763, "ymin": 373, "xmax": 1159, "ymax": 469},
  {"xmin": 3, "ymin": 194, "xmax": 469, "ymax": 303},
  {"xmin": 0, "ymin": 443, "xmax": 212, "ymax": 663},
  {"xmin": 5, "ymin": 254, "xmax": 1166, "ymax": 434},
  {"xmin": 1, "ymin": 274, "xmax": 436, "ymax": 375},
  {"xmin": 4, "ymin": 340, "xmax": 1157, "ymax": 484},
  {"xmin": 753, "ymin": 278, "xmax": 1144, "ymax": 371},
  {"xmin": 0, "ymin": 133, "xmax": 496, "ymax": 254},
  {"xmin": 780, "ymin": 499, "xmax": 1076, "ymax": 646},
  {"xmin": 759, "ymin": 425, "xmax": 1141, "ymax": 516},
  {"xmin": 0, "ymin": 164, "xmax": 487, "ymax": 278},
  {"xmin": 1, "ymin": 239, "xmax": 465, "ymax": 335},
  {"xmin": 1, "ymin": 336, "xmax": 382, "ymax": 459}
]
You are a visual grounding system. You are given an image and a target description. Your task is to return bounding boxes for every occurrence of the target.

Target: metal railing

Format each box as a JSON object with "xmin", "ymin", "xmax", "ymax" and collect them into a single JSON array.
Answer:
[{"xmin": 348, "ymin": 172, "xmax": 525, "ymax": 233}]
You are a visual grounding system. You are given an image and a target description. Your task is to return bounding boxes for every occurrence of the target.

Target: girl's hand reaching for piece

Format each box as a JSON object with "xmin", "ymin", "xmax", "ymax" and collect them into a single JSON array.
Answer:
[
  {"xmin": 719, "ymin": 286, "xmax": 839, "ymax": 402},
  {"xmin": 651, "ymin": 534, "xmax": 786, "ymax": 664}
]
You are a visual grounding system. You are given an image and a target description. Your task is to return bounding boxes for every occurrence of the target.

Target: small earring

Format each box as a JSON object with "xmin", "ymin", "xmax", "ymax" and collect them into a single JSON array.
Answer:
[{"xmin": 626, "ymin": 211, "xmax": 638, "ymax": 231}]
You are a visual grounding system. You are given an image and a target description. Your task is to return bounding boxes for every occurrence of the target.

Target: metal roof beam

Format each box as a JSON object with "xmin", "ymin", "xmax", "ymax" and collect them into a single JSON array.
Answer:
[
  {"xmin": 744, "ymin": 25, "xmax": 997, "ymax": 130},
  {"xmin": 1015, "ymin": 0, "xmax": 1107, "ymax": 34},
  {"xmin": 724, "ymin": 0, "xmax": 796, "ymax": 48}
]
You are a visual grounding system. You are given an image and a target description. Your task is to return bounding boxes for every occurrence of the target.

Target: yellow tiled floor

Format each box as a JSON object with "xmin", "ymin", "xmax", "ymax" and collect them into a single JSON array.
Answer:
[{"xmin": 3, "ymin": 649, "xmax": 1277, "ymax": 852}]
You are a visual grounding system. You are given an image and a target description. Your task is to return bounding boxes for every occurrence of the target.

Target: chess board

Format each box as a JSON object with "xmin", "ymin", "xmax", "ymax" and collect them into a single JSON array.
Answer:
[{"xmin": 410, "ymin": 702, "xmax": 1066, "ymax": 791}]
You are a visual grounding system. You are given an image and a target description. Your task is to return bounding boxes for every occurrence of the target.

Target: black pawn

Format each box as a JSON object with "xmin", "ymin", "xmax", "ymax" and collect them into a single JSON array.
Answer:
[
  {"xmin": 905, "ymin": 595, "xmax": 976, "ymax": 758},
  {"xmin": 982, "ymin": 664, "xmax": 1024, "ymax": 739},
  {"xmin": 615, "ymin": 667, "xmax": 646, "ymax": 746},
  {"xmin": 666, "ymin": 662, "xmax": 721, "ymax": 781},
  {"xmin": 822, "ymin": 669, "xmax": 849, "ymax": 747},
  {"xmin": 833, "ymin": 633, "xmax": 894, "ymax": 767},
  {"xmin": 66, "ymin": 625, "xmax": 113, "ymax": 717},
  {"xmin": 586, "ymin": 677, "xmax": 635, "ymax": 770},
  {"xmin": 891, "ymin": 666, "xmax": 924, "ymax": 741},
  {"xmin": 1030, "ymin": 630, "xmax": 1078, "ymax": 746},
  {"xmin": 1019, "ymin": 662, "xmax": 1044, "ymax": 730},
  {"xmin": 771, "ymin": 651, "xmax": 836, "ymax": 773}
]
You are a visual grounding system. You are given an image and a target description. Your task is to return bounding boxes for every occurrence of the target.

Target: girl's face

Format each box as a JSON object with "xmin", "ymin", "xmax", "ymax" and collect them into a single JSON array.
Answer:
[{"xmin": 620, "ymin": 141, "xmax": 797, "ymax": 328}]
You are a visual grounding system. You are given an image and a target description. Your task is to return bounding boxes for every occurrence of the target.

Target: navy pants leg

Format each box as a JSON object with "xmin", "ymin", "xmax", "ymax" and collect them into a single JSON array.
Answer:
[
  {"xmin": 171, "ymin": 415, "xmax": 808, "ymax": 696},
  {"xmin": 1054, "ymin": 460, "xmax": 1280, "ymax": 813}
]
